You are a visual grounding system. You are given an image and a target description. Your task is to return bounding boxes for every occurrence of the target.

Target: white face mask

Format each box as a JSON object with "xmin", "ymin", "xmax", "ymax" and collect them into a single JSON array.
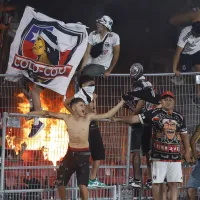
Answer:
[{"xmin": 82, "ymin": 86, "xmax": 95, "ymax": 94}]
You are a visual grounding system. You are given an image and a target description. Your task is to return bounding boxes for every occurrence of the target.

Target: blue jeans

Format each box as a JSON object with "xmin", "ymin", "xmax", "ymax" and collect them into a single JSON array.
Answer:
[{"xmin": 187, "ymin": 159, "xmax": 200, "ymax": 189}]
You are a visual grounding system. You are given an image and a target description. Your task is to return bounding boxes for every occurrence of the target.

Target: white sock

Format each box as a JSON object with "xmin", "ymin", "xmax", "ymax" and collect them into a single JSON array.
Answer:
[{"xmin": 33, "ymin": 117, "xmax": 39, "ymax": 126}]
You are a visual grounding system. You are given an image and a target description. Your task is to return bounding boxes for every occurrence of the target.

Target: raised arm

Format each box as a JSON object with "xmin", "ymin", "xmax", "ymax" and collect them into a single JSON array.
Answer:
[
  {"xmin": 124, "ymin": 87, "xmax": 160, "ymax": 105},
  {"xmin": 112, "ymin": 109, "xmax": 153, "ymax": 125},
  {"xmin": 169, "ymin": 10, "xmax": 200, "ymax": 27},
  {"xmin": 15, "ymin": 142, "xmax": 27, "ymax": 161},
  {"xmin": 89, "ymin": 99, "xmax": 124, "ymax": 121},
  {"xmin": 28, "ymin": 110, "xmax": 67, "ymax": 120},
  {"xmin": 111, "ymin": 115, "xmax": 141, "ymax": 124}
]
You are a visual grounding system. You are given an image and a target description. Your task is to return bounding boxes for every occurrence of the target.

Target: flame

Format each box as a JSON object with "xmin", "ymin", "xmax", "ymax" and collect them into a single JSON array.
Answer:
[{"xmin": 8, "ymin": 92, "xmax": 70, "ymax": 166}]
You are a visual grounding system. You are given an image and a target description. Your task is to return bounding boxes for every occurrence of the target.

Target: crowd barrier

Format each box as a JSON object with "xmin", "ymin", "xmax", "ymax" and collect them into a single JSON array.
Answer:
[{"xmin": 0, "ymin": 73, "xmax": 199, "ymax": 199}]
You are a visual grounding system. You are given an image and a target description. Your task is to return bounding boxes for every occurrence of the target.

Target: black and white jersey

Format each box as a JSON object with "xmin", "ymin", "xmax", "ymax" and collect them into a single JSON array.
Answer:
[
  {"xmin": 139, "ymin": 108, "xmax": 187, "ymax": 161},
  {"xmin": 124, "ymin": 76, "xmax": 155, "ymax": 113}
]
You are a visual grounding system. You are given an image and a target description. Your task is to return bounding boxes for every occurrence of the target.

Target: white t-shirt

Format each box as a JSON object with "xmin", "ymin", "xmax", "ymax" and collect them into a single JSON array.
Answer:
[
  {"xmin": 86, "ymin": 31, "xmax": 120, "ymax": 70},
  {"xmin": 177, "ymin": 26, "xmax": 200, "ymax": 55}
]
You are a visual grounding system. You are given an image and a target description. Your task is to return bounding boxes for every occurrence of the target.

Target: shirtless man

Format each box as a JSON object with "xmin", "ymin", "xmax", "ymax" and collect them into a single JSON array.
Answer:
[
  {"xmin": 28, "ymin": 97, "xmax": 124, "ymax": 200},
  {"xmin": 64, "ymin": 75, "xmax": 106, "ymax": 188}
]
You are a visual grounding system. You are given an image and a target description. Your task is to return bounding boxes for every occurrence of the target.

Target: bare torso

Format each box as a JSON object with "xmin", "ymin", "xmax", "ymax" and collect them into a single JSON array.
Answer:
[
  {"xmin": 63, "ymin": 114, "xmax": 91, "ymax": 149},
  {"xmin": 62, "ymin": 94, "xmax": 97, "ymax": 149}
]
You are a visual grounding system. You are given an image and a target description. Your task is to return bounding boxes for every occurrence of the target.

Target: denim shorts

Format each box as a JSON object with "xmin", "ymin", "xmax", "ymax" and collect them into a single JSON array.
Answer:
[{"xmin": 187, "ymin": 159, "xmax": 200, "ymax": 189}]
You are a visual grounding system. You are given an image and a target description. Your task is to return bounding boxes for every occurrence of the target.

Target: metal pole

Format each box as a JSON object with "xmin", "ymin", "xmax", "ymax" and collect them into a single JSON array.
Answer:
[
  {"xmin": 118, "ymin": 185, "xmax": 121, "ymax": 200},
  {"xmin": 73, "ymin": 71, "xmax": 80, "ymax": 200},
  {"xmin": 139, "ymin": 147, "xmax": 142, "ymax": 200},
  {"xmin": 4, "ymin": 186, "xmax": 115, "ymax": 193},
  {"xmin": 126, "ymin": 125, "xmax": 131, "ymax": 186},
  {"xmin": 3, "ymin": 164, "xmax": 125, "ymax": 170},
  {"xmin": 0, "ymin": 112, "xmax": 7, "ymax": 198},
  {"xmin": 113, "ymin": 185, "xmax": 117, "ymax": 200}
]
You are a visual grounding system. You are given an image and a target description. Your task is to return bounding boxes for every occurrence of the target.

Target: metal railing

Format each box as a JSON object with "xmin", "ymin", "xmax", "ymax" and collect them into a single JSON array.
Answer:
[
  {"xmin": 0, "ymin": 111, "xmax": 130, "ymax": 199},
  {"xmin": 0, "ymin": 73, "xmax": 199, "ymax": 199}
]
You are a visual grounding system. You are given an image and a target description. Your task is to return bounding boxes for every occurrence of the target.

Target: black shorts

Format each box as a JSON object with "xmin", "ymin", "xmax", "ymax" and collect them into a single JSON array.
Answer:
[
  {"xmin": 141, "ymin": 125, "xmax": 152, "ymax": 155},
  {"xmin": 89, "ymin": 121, "xmax": 105, "ymax": 161},
  {"xmin": 180, "ymin": 51, "xmax": 200, "ymax": 72},
  {"xmin": 131, "ymin": 124, "xmax": 152, "ymax": 154},
  {"xmin": 56, "ymin": 149, "xmax": 90, "ymax": 186}
]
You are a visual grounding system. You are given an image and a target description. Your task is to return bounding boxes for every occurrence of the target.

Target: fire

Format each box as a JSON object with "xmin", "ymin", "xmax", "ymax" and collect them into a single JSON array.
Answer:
[{"xmin": 9, "ymin": 91, "xmax": 70, "ymax": 166}]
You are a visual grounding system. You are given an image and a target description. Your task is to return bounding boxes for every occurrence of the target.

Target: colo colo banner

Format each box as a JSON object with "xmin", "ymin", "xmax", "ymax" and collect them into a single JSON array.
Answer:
[{"xmin": 6, "ymin": 6, "xmax": 88, "ymax": 95}]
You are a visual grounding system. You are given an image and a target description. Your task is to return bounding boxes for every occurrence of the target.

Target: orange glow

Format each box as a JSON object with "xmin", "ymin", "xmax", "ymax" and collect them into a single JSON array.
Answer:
[{"xmin": 8, "ymin": 92, "xmax": 70, "ymax": 166}]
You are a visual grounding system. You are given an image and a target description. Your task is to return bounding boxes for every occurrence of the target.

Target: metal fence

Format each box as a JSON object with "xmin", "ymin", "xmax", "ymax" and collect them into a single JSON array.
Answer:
[
  {"xmin": 0, "ymin": 73, "xmax": 199, "ymax": 199},
  {"xmin": 93, "ymin": 72, "xmax": 200, "ymax": 199}
]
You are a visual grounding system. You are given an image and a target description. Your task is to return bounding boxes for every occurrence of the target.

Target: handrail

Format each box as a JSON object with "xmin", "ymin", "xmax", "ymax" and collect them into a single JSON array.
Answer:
[
  {"xmin": 2, "ymin": 165, "xmax": 127, "ymax": 170},
  {"xmin": 110, "ymin": 72, "xmax": 200, "ymax": 76},
  {"xmin": 1, "ymin": 71, "xmax": 200, "ymax": 78},
  {"xmin": 4, "ymin": 185, "xmax": 116, "ymax": 193}
]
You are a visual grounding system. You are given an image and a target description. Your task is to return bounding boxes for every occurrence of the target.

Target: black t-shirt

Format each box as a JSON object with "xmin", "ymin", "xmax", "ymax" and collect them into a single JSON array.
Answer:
[
  {"xmin": 125, "ymin": 76, "xmax": 155, "ymax": 113},
  {"xmin": 139, "ymin": 108, "xmax": 187, "ymax": 161}
]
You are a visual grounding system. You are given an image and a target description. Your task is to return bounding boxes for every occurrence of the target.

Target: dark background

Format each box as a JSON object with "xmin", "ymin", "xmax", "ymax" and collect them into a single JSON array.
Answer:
[{"xmin": 5, "ymin": 0, "xmax": 200, "ymax": 73}]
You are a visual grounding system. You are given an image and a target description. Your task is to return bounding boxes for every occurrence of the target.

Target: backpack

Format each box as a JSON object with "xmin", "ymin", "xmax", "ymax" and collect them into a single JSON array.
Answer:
[{"xmin": 90, "ymin": 34, "xmax": 108, "ymax": 58}]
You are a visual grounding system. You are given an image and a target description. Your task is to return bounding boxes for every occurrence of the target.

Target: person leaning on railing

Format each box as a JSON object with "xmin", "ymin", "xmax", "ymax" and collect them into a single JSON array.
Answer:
[
  {"xmin": 122, "ymin": 63, "xmax": 157, "ymax": 189},
  {"xmin": 79, "ymin": 15, "xmax": 120, "ymax": 78},
  {"xmin": 172, "ymin": 20, "xmax": 200, "ymax": 106}
]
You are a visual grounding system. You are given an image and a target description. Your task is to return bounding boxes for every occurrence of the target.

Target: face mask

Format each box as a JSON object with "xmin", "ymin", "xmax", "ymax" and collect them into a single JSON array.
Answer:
[{"xmin": 82, "ymin": 86, "xmax": 95, "ymax": 95}]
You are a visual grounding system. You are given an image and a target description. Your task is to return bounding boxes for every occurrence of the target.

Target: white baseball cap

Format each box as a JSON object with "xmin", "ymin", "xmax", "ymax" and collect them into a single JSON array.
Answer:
[{"xmin": 96, "ymin": 15, "xmax": 113, "ymax": 31}]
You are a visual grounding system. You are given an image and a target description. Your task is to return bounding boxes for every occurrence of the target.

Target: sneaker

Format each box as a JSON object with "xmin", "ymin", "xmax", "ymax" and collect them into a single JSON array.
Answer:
[
  {"xmin": 129, "ymin": 177, "xmax": 141, "ymax": 188},
  {"xmin": 28, "ymin": 121, "xmax": 44, "ymax": 138},
  {"xmin": 144, "ymin": 179, "xmax": 152, "ymax": 189},
  {"xmin": 88, "ymin": 178, "xmax": 106, "ymax": 188}
]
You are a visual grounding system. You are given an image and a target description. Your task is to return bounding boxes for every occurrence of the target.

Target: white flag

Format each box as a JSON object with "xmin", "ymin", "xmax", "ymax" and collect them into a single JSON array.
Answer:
[{"xmin": 6, "ymin": 6, "xmax": 88, "ymax": 95}]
